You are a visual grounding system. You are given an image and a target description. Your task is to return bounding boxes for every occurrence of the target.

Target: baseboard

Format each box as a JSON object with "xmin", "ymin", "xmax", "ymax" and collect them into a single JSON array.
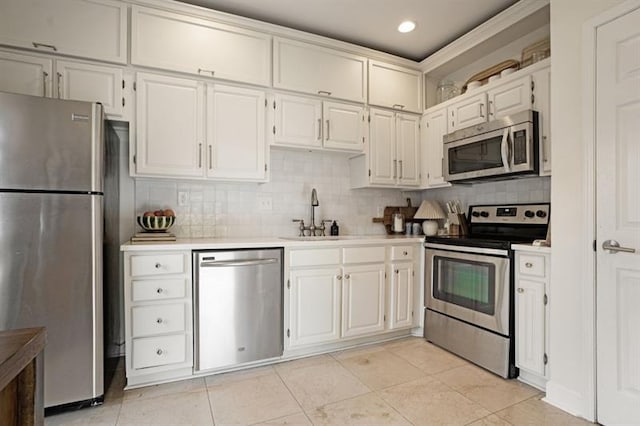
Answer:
[{"xmin": 544, "ymin": 381, "xmax": 585, "ymax": 419}]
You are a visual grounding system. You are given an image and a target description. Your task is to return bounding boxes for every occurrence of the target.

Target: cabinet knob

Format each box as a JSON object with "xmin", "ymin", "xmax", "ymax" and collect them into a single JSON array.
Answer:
[
  {"xmin": 156, "ymin": 349, "xmax": 163, "ymax": 356},
  {"xmin": 525, "ymin": 262, "xmax": 533, "ymax": 268},
  {"xmin": 155, "ymin": 263, "xmax": 162, "ymax": 269},
  {"xmin": 156, "ymin": 318, "xmax": 163, "ymax": 324},
  {"xmin": 156, "ymin": 288, "xmax": 163, "ymax": 294},
  {"xmin": 403, "ymin": 251, "xmax": 408, "ymax": 256},
  {"xmin": 517, "ymin": 288, "xmax": 524, "ymax": 293},
  {"xmin": 337, "ymin": 275, "xmax": 342, "ymax": 280},
  {"xmin": 395, "ymin": 269, "xmax": 399, "ymax": 274},
  {"xmin": 345, "ymin": 274, "xmax": 350, "ymax": 279}
]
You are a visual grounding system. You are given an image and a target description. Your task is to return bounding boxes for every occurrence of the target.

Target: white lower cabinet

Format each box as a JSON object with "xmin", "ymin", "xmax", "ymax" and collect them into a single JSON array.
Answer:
[
  {"xmin": 514, "ymin": 248, "xmax": 550, "ymax": 390},
  {"xmin": 341, "ymin": 264, "xmax": 386, "ymax": 337},
  {"xmin": 124, "ymin": 250, "xmax": 193, "ymax": 387},
  {"xmin": 388, "ymin": 262, "xmax": 414, "ymax": 329},
  {"xmin": 135, "ymin": 72, "xmax": 267, "ymax": 181},
  {"xmin": 288, "ymin": 267, "xmax": 342, "ymax": 347}
]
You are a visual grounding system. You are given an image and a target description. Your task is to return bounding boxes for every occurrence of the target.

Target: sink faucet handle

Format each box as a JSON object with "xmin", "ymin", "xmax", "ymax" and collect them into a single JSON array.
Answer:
[
  {"xmin": 319, "ymin": 219, "xmax": 333, "ymax": 236},
  {"xmin": 292, "ymin": 219, "xmax": 305, "ymax": 236}
]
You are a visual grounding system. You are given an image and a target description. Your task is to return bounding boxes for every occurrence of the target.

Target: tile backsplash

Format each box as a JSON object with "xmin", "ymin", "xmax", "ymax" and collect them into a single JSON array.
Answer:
[{"xmin": 135, "ymin": 150, "xmax": 551, "ymax": 239}]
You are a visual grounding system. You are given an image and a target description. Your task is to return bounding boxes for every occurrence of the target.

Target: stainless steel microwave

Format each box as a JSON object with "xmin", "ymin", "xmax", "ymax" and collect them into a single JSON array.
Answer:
[{"xmin": 443, "ymin": 110, "xmax": 539, "ymax": 183}]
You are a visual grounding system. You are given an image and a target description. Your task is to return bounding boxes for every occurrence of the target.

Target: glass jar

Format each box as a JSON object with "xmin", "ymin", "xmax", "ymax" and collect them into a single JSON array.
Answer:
[{"xmin": 436, "ymin": 80, "xmax": 460, "ymax": 103}]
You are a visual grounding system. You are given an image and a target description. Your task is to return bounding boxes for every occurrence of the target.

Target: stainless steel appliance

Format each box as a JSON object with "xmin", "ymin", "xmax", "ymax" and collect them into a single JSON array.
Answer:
[
  {"xmin": 0, "ymin": 92, "xmax": 104, "ymax": 410},
  {"xmin": 194, "ymin": 248, "xmax": 283, "ymax": 371},
  {"xmin": 444, "ymin": 110, "xmax": 539, "ymax": 183},
  {"xmin": 424, "ymin": 203, "xmax": 550, "ymax": 378}
]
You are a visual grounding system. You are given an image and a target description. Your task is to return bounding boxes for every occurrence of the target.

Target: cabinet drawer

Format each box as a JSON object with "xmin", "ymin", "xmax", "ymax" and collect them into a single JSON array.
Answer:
[
  {"xmin": 132, "ymin": 304, "xmax": 186, "ymax": 337},
  {"xmin": 518, "ymin": 254, "xmax": 546, "ymax": 277},
  {"xmin": 290, "ymin": 248, "xmax": 340, "ymax": 267},
  {"xmin": 343, "ymin": 246, "xmax": 385, "ymax": 264},
  {"xmin": 390, "ymin": 245, "xmax": 414, "ymax": 261},
  {"xmin": 132, "ymin": 334, "xmax": 187, "ymax": 369},
  {"xmin": 132, "ymin": 279, "xmax": 187, "ymax": 302},
  {"xmin": 130, "ymin": 253, "xmax": 185, "ymax": 277}
]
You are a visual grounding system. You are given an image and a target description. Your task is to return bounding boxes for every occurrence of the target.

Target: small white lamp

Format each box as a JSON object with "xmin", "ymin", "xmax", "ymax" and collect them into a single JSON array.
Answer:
[{"xmin": 414, "ymin": 200, "xmax": 446, "ymax": 236}]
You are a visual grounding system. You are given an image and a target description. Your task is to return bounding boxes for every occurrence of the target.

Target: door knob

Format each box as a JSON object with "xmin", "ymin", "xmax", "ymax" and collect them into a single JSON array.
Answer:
[{"xmin": 602, "ymin": 240, "xmax": 636, "ymax": 254}]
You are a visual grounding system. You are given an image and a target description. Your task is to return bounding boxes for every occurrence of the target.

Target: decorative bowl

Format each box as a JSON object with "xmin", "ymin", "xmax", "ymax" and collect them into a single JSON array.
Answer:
[{"xmin": 137, "ymin": 215, "xmax": 176, "ymax": 232}]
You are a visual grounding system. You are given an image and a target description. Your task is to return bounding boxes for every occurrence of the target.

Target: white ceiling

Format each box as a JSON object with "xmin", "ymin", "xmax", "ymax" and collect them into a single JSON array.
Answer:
[{"xmin": 177, "ymin": 0, "xmax": 520, "ymax": 61}]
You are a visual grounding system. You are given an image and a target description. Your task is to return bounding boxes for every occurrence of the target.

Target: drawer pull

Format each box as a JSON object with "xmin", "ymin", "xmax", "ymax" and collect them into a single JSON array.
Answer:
[
  {"xmin": 525, "ymin": 262, "xmax": 533, "ymax": 268},
  {"xmin": 156, "ymin": 349, "xmax": 163, "ymax": 356},
  {"xmin": 155, "ymin": 263, "xmax": 162, "ymax": 269},
  {"xmin": 403, "ymin": 251, "xmax": 408, "ymax": 256},
  {"xmin": 337, "ymin": 275, "xmax": 342, "ymax": 280},
  {"xmin": 156, "ymin": 318, "xmax": 163, "ymax": 324},
  {"xmin": 156, "ymin": 288, "xmax": 163, "ymax": 294},
  {"xmin": 345, "ymin": 274, "xmax": 350, "ymax": 279},
  {"xmin": 517, "ymin": 288, "xmax": 524, "ymax": 293}
]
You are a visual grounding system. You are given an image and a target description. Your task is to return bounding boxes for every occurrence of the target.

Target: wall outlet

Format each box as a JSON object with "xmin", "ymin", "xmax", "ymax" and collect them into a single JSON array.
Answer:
[
  {"xmin": 178, "ymin": 191, "xmax": 189, "ymax": 206},
  {"xmin": 257, "ymin": 196, "xmax": 272, "ymax": 211}
]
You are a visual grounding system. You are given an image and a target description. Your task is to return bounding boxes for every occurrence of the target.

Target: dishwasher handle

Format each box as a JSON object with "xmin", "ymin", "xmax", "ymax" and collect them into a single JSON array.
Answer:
[{"xmin": 200, "ymin": 258, "xmax": 278, "ymax": 268}]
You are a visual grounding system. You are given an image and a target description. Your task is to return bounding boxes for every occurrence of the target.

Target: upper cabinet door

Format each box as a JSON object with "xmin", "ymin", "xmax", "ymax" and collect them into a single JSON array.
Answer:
[
  {"xmin": 531, "ymin": 67, "xmax": 551, "ymax": 175},
  {"xmin": 487, "ymin": 75, "xmax": 532, "ymax": 120},
  {"xmin": 396, "ymin": 113, "xmax": 420, "ymax": 187},
  {"xmin": 369, "ymin": 108, "xmax": 396, "ymax": 185},
  {"xmin": 272, "ymin": 94, "xmax": 322, "ymax": 149},
  {"xmin": 132, "ymin": 6, "xmax": 271, "ymax": 87},
  {"xmin": 0, "ymin": 50, "xmax": 52, "ymax": 97},
  {"xmin": 135, "ymin": 73, "xmax": 205, "ymax": 178},
  {"xmin": 368, "ymin": 60, "xmax": 422, "ymax": 113},
  {"xmin": 273, "ymin": 37, "xmax": 367, "ymax": 103},
  {"xmin": 207, "ymin": 85, "xmax": 266, "ymax": 181},
  {"xmin": 0, "ymin": 0, "xmax": 127, "ymax": 63},
  {"xmin": 322, "ymin": 101, "xmax": 365, "ymax": 153},
  {"xmin": 448, "ymin": 92, "xmax": 487, "ymax": 131},
  {"xmin": 421, "ymin": 107, "xmax": 450, "ymax": 188},
  {"xmin": 56, "ymin": 59, "xmax": 124, "ymax": 119}
]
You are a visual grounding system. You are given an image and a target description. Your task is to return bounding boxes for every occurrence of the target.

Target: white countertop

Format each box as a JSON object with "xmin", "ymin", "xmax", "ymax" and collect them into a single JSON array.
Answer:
[
  {"xmin": 121, "ymin": 235, "xmax": 424, "ymax": 251},
  {"xmin": 511, "ymin": 243, "xmax": 552, "ymax": 254}
]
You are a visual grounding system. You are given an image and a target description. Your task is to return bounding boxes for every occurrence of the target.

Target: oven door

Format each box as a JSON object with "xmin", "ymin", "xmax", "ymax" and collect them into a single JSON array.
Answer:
[
  {"xmin": 425, "ymin": 246, "xmax": 510, "ymax": 336},
  {"xmin": 444, "ymin": 121, "xmax": 535, "ymax": 182}
]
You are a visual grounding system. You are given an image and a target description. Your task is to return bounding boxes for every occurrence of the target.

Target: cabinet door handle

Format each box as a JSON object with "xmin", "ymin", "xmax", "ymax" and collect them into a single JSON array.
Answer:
[
  {"xmin": 403, "ymin": 251, "xmax": 408, "ymax": 256},
  {"xmin": 488, "ymin": 100, "xmax": 493, "ymax": 117},
  {"xmin": 56, "ymin": 72, "xmax": 62, "ymax": 99},
  {"xmin": 317, "ymin": 90, "xmax": 332, "ymax": 96},
  {"xmin": 197, "ymin": 68, "xmax": 215, "ymax": 76},
  {"xmin": 42, "ymin": 71, "xmax": 48, "ymax": 97},
  {"xmin": 198, "ymin": 143, "xmax": 202, "ymax": 168},
  {"xmin": 393, "ymin": 159, "xmax": 397, "ymax": 178},
  {"xmin": 155, "ymin": 263, "xmax": 162, "ymax": 269},
  {"xmin": 398, "ymin": 160, "xmax": 403, "ymax": 179},
  {"xmin": 326, "ymin": 120, "xmax": 330, "ymax": 140},
  {"xmin": 479, "ymin": 103, "xmax": 485, "ymax": 118},
  {"xmin": 32, "ymin": 42, "xmax": 57, "ymax": 51},
  {"xmin": 517, "ymin": 288, "xmax": 524, "ymax": 293},
  {"xmin": 542, "ymin": 136, "xmax": 548, "ymax": 162},
  {"xmin": 208, "ymin": 145, "xmax": 213, "ymax": 169},
  {"xmin": 156, "ymin": 318, "xmax": 163, "ymax": 324},
  {"xmin": 393, "ymin": 104, "xmax": 405, "ymax": 109},
  {"xmin": 344, "ymin": 274, "xmax": 350, "ymax": 279},
  {"xmin": 317, "ymin": 119, "xmax": 322, "ymax": 140},
  {"xmin": 525, "ymin": 262, "xmax": 533, "ymax": 268},
  {"xmin": 336, "ymin": 275, "xmax": 342, "ymax": 280}
]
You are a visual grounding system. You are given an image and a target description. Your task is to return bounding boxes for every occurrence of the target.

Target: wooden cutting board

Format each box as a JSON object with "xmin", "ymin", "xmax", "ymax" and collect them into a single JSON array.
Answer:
[{"xmin": 372, "ymin": 199, "xmax": 418, "ymax": 234}]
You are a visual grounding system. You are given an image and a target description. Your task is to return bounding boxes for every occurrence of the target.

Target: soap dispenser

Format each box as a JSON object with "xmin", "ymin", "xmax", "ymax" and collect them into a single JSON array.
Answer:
[{"xmin": 330, "ymin": 221, "xmax": 339, "ymax": 236}]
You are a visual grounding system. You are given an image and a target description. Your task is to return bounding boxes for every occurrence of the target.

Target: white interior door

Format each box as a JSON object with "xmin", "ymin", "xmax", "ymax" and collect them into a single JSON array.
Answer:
[{"xmin": 596, "ymin": 6, "xmax": 640, "ymax": 425}]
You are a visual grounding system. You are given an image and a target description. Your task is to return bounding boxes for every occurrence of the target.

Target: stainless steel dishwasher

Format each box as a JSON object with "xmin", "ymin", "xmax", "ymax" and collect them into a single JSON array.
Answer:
[{"xmin": 194, "ymin": 248, "xmax": 283, "ymax": 371}]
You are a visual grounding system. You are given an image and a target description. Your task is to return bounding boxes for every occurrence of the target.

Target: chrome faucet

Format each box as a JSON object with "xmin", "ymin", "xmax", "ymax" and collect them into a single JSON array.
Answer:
[{"xmin": 292, "ymin": 188, "xmax": 333, "ymax": 236}]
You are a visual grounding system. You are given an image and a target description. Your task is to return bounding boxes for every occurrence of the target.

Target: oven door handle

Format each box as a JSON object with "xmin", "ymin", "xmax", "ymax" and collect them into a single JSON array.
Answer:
[{"xmin": 501, "ymin": 128, "xmax": 511, "ymax": 172}]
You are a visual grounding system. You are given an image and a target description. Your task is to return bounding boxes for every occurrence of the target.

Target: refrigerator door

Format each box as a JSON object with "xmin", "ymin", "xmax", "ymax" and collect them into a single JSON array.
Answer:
[
  {"xmin": 0, "ymin": 91, "xmax": 103, "ymax": 193},
  {"xmin": 0, "ymin": 192, "xmax": 103, "ymax": 408}
]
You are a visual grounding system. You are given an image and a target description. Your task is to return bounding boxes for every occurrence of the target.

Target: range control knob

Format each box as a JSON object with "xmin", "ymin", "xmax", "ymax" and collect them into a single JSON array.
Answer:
[
  {"xmin": 536, "ymin": 210, "xmax": 547, "ymax": 218},
  {"xmin": 471, "ymin": 211, "xmax": 480, "ymax": 217},
  {"xmin": 480, "ymin": 211, "xmax": 489, "ymax": 218},
  {"xmin": 524, "ymin": 210, "xmax": 535, "ymax": 218}
]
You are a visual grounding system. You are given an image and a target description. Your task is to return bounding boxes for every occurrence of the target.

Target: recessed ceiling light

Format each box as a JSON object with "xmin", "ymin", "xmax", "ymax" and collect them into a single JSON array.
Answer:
[{"xmin": 398, "ymin": 20, "xmax": 416, "ymax": 33}]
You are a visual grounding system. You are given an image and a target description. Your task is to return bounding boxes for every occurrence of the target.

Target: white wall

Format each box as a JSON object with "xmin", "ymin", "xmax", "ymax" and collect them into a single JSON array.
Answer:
[{"xmin": 547, "ymin": 0, "xmax": 625, "ymax": 420}]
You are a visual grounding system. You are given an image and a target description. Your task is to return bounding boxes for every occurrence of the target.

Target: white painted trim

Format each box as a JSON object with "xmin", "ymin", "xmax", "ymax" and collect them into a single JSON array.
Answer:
[
  {"xmin": 580, "ymin": 0, "xmax": 640, "ymax": 422},
  {"xmin": 544, "ymin": 381, "xmax": 585, "ymax": 418},
  {"xmin": 419, "ymin": 0, "xmax": 549, "ymax": 73}
]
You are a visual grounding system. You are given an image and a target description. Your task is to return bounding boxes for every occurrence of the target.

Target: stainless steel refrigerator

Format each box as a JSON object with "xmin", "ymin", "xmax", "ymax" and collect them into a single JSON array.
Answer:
[{"xmin": 0, "ymin": 91, "xmax": 104, "ymax": 410}]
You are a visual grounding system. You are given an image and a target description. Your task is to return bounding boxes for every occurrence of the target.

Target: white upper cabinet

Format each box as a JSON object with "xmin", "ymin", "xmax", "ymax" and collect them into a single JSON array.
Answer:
[
  {"xmin": 532, "ymin": 66, "xmax": 551, "ymax": 175},
  {"xmin": 421, "ymin": 107, "xmax": 450, "ymax": 189},
  {"xmin": 0, "ymin": 0, "xmax": 127, "ymax": 63},
  {"xmin": 135, "ymin": 72, "xmax": 205, "ymax": 178},
  {"xmin": 487, "ymin": 75, "xmax": 532, "ymax": 120},
  {"xmin": 369, "ymin": 109, "xmax": 396, "ymax": 185},
  {"xmin": 131, "ymin": 5, "xmax": 271, "ymax": 86},
  {"xmin": 206, "ymin": 85, "xmax": 267, "ymax": 181},
  {"xmin": 0, "ymin": 50, "xmax": 52, "ymax": 97},
  {"xmin": 273, "ymin": 37, "xmax": 367, "ymax": 103},
  {"xmin": 448, "ymin": 92, "xmax": 487, "ymax": 131},
  {"xmin": 56, "ymin": 59, "xmax": 125, "ymax": 118},
  {"xmin": 396, "ymin": 113, "xmax": 420, "ymax": 186},
  {"xmin": 322, "ymin": 101, "xmax": 365, "ymax": 152},
  {"xmin": 368, "ymin": 60, "xmax": 422, "ymax": 113},
  {"xmin": 272, "ymin": 94, "xmax": 323, "ymax": 149}
]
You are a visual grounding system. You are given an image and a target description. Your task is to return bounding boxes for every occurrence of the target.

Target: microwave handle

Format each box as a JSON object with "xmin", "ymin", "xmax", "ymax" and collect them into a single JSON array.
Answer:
[{"xmin": 501, "ymin": 128, "xmax": 511, "ymax": 172}]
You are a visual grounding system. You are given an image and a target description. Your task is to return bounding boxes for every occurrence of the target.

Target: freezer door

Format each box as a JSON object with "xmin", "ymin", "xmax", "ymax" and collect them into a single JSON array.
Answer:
[
  {"xmin": 0, "ymin": 192, "xmax": 103, "ymax": 408},
  {"xmin": 0, "ymin": 91, "xmax": 103, "ymax": 192}
]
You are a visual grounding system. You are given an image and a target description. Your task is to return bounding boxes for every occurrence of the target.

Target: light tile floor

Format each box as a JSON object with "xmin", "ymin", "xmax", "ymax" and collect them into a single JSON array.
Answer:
[{"xmin": 45, "ymin": 337, "xmax": 592, "ymax": 425}]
